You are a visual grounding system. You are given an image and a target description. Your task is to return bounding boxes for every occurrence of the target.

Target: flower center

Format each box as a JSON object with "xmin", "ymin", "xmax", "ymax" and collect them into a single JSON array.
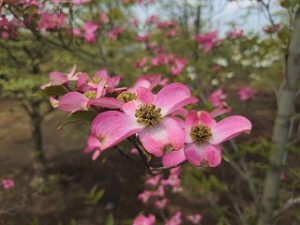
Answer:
[
  {"xmin": 117, "ymin": 91, "xmax": 137, "ymax": 103},
  {"xmin": 135, "ymin": 103, "xmax": 162, "ymax": 127},
  {"xmin": 190, "ymin": 125, "xmax": 212, "ymax": 144},
  {"xmin": 84, "ymin": 90, "xmax": 96, "ymax": 99}
]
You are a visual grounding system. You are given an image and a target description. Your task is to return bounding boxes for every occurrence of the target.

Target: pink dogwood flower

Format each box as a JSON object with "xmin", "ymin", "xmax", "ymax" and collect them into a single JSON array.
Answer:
[
  {"xmin": 170, "ymin": 58, "xmax": 187, "ymax": 76},
  {"xmin": 208, "ymin": 88, "xmax": 226, "ymax": 107},
  {"xmin": 226, "ymin": 28, "xmax": 244, "ymax": 40},
  {"xmin": 187, "ymin": 214, "xmax": 202, "ymax": 224},
  {"xmin": 163, "ymin": 111, "xmax": 251, "ymax": 168},
  {"xmin": 263, "ymin": 24, "xmax": 280, "ymax": 34},
  {"xmin": 38, "ymin": 12, "xmax": 65, "ymax": 30},
  {"xmin": 133, "ymin": 214, "xmax": 156, "ymax": 225},
  {"xmin": 165, "ymin": 211, "xmax": 182, "ymax": 225},
  {"xmin": 154, "ymin": 198, "xmax": 168, "ymax": 209},
  {"xmin": 237, "ymin": 86, "xmax": 256, "ymax": 101},
  {"xmin": 107, "ymin": 26, "xmax": 123, "ymax": 40},
  {"xmin": 58, "ymin": 78, "xmax": 122, "ymax": 113},
  {"xmin": 195, "ymin": 31, "xmax": 219, "ymax": 52},
  {"xmin": 2, "ymin": 179, "xmax": 15, "ymax": 190},
  {"xmin": 87, "ymin": 83, "xmax": 197, "ymax": 159},
  {"xmin": 83, "ymin": 21, "xmax": 98, "ymax": 43}
]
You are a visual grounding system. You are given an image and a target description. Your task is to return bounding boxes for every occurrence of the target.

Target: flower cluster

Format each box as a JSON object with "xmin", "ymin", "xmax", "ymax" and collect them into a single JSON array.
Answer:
[
  {"xmin": 134, "ymin": 168, "xmax": 203, "ymax": 225},
  {"xmin": 43, "ymin": 66, "xmax": 252, "ymax": 170}
]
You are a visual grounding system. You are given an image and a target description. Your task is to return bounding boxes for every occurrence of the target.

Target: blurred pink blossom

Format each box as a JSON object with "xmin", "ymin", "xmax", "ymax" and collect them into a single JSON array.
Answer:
[
  {"xmin": 2, "ymin": 179, "xmax": 15, "ymax": 190},
  {"xmin": 237, "ymin": 86, "xmax": 256, "ymax": 101}
]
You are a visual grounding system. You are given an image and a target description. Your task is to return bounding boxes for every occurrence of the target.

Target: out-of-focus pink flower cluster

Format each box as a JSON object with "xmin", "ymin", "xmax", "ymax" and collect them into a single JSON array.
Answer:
[
  {"xmin": 1, "ymin": 178, "xmax": 15, "ymax": 190},
  {"xmin": 134, "ymin": 168, "xmax": 203, "ymax": 224}
]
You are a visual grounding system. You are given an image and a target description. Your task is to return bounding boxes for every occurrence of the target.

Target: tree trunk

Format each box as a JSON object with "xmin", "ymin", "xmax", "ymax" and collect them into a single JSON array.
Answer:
[
  {"xmin": 30, "ymin": 100, "xmax": 45, "ymax": 164},
  {"xmin": 258, "ymin": 8, "xmax": 300, "ymax": 225}
]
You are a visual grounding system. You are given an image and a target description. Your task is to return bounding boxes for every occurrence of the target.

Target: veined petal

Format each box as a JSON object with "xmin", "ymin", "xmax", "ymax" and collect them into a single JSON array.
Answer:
[
  {"xmin": 136, "ymin": 87, "xmax": 155, "ymax": 104},
  {"xmin": 184, "ymin": 111, "xmax": 199, "ymax": 143},
  {"xmin": 162, "ymin": 148, "xmax": 186, "ymax": 168},
  {"xmin": 139, "ymin": 117, "xmax": 184, "ymax": 157},
  {"xmin": 121, "ymin": 101, "xmax": 139, "ymax": 119},
  {"xmin": 198, "ymin": 111, "xmax": 216, "ymax": 128},
  {"xmin": 154, "ymin": 83, "xmax": 198, "ymax": 116},
  {"xmin": 84, "ymin": 135, "xmax": 101, "ymax": 153},
  {"xmin": 58, "ymin": 92, "xmax": 89, "ymax": 113},
  {"xmin": 210, "ymin": 115, "xmax": 252, "ymax": 145},
  {"xmin": 90, "ymin": 97, "xmax": 123, "ymax": 109},
  {"xmin": 91, "ymin": 111, "xmax": 141, "ymax": 151}
]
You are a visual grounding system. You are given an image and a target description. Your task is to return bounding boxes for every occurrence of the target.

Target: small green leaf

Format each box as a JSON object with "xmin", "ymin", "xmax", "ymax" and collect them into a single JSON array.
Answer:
[
  {"xmin": 58, "ymin": 111, "xmax": 97, "ymax": 130},
  {"xmin": 35, "ymin": 86, "xmax": 66, "ymax": 97}
]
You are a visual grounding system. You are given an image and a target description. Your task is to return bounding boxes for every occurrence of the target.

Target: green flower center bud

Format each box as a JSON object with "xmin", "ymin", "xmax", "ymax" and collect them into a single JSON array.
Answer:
[
  {"xmin": 84, "ymin": 90, "xmax": 96, "ymax": 99},
  {"xmin": 93, "ymin": 77, "xmax": 102, "ymax": 84},
  {"xmin": 117, "ymin": 91, "xmax": 137, "ymax": 103},
  {"xmin": 190, "ymin": 124, "xmax": 212, "ymax": 144},
  {"xmin": 135, "ymin": 104, "xmax": 162, "ymax": 127}
]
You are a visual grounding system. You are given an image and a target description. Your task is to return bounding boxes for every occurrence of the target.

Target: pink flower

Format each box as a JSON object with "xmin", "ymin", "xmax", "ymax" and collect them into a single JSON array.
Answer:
[
  {"xmin": 107, "ymin": 26, "xmax": 123, "ymax": 40},
  {"xmin": 226, "ymin": 28, "xmax": 244, "ymax": 40},
  {"xmin": 263, "ymin": 24, "xmax": 280, "ymax": 34},
  {"xmin": 165, "ymin": 211, "xmax": 182, "ymax": 225},
  {"xmin": 237, "ymin": 86, "xmax": 256, "ymax": 101},
  {"xmin": 99, "ymin": 12, "xmax": 109, "ymax": 24},
  {"xmin": 130, "ymin": 17, "xmax": 139, "ymax": 28},
  {"xmin": 87, "ymin": 83, "xmax": 197, "ymax": 159},
  {"xmin": 154, "ymin": 198, "xmax": 168, "ymax": 209},
  {"xmin": 136, "ymin": 57, "xmax": 148, "ymax": 69},
  {"xmin": 187, "ymin": 214, "xmax": 202, "ymax": 224},
  {"xmin": 166, "ymin": 29, "xmax": 177, "ymax": 38},
  {"xmin": 42, "ymin": 65, "xmax": 78, "ymax": 88},
  {"xmin": 163, "ymin": 111, "xmax": 251, "ymax": 168},
  {"xmin": 136, "ymin": 33, "xmax": 150, "ymax": 42},
  {"xmin": 170, "ymin": 58, "xmax": 187, "ymax": 76},
  {"xmin": 84, "ymin": 111, "xmax": 139, "ymax": 160},
  {"xmin": 2, "ymin": 179, "xmax": 15, "ymax": 190},
  {"xmin": 72, "ymin": 28, "xmax": 81, "ymax": 37},
  {"xmin": 38, "ymin": 12, "xmax": 65, "ymax": 30},
  {"xmin": 210, "ymin": 103, "xmax": 231, "ymax": 118},
  {"xmin": 138, "ymin": 190, "xmax": 153, "ymax": 203},
  {"xmin": 208, "ymin": 88, "xmax": 226, "ymax": 107},
  {"xmin": 146, "ymin": 15, "xmax": 158, "ymax": 25},
  {"xmin": 157, "ymin": 20, "xmax": 176, "ymax": 29},
  {"xmin": 83, "ymin": 21, "xmax": 98, "ymax": 43},
  {"xmin": 73, "ymin": 0, "xmax": 91, "ymax": 5},
  {"xmin": 133, "ymin": 214, "xmax": 156, "ymax": 225},
  {"xmin": 195, "ymin": 31, "xmax": 219, "ymax": 52},
  {"xmin": 145, "ymin": 174, "xmax": 162, "ymax": 187}
]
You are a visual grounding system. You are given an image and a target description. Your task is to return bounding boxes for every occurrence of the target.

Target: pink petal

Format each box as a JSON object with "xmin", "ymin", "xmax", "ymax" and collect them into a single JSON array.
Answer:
[
  {"xmin": 184, "ymin": 144, "xmax": 221, "ymax": 167},
  {"xmin": 90, "ymin": 97, "xmax": 123, "ymax": 109},
  {"xmin": 139, "ymin": 118, "xmax": 184, "ymax": 157},
  {"xmin": 91, "ymin": 111, "xmax": 141, "ymax": 151},
  {"xmin": 162, "ymin": 148, "xmax": 186, "ymax": 168},
  {"xmin": 49, "ymin": 71, "xmax": 68, "ymax": 85},
  {"xmin": 121, "ymin": 101, "xmax": 139, "ymax": 119},
  {"xmin": 136, "ymin": 87, "xmax": 155, "ymax": 104},
  {"xmin": 198, "ymin": 111, "xmax": 216, "ymax": 127},
  {"xmin": 210, "ymin": 115, "xmax": 252, "ymax": 145},
  {"xmin": 84, "ymin": 136, "xmax": 101, "ymax": 153},
  {"xmin": 154, "ymin": 83, "xmax": 198, "ymax": 115},
  {"xmin": 58, "ymin": 92, "xmax": 89, "ymax": 113}
]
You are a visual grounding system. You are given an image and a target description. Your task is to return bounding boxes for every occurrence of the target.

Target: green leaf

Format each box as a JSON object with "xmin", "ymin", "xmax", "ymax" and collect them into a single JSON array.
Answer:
[
  {"xmin": 85, "ymin": 185, "xmax": 105, "ymax": 205},
  {"xmin": 35, "ymin": 86, "xmax": 66, "ymax": 97},
  {"xmin": 58, "ymin": 111, "xmax": 97, "ymax": 130},
  {"xmin": 105, "ymin": 213, "xmax": 114, "ymax": 225}
]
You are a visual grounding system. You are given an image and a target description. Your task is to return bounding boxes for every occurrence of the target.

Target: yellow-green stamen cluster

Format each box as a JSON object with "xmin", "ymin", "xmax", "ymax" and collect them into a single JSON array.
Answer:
[
  {"xmin": 84, "ymin": 90, "xmax": 96, "ymax": 99},
  {"xmin": 117, "ymin": 91, "xmax": 137, "ymax": 103},
  {"xmin": 135, "ymin": 104, "xmax": 162, "ymax": 127},
  {"xmin": 190, "ymin": 125, "xmax": 212, "ymax": 144}
]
